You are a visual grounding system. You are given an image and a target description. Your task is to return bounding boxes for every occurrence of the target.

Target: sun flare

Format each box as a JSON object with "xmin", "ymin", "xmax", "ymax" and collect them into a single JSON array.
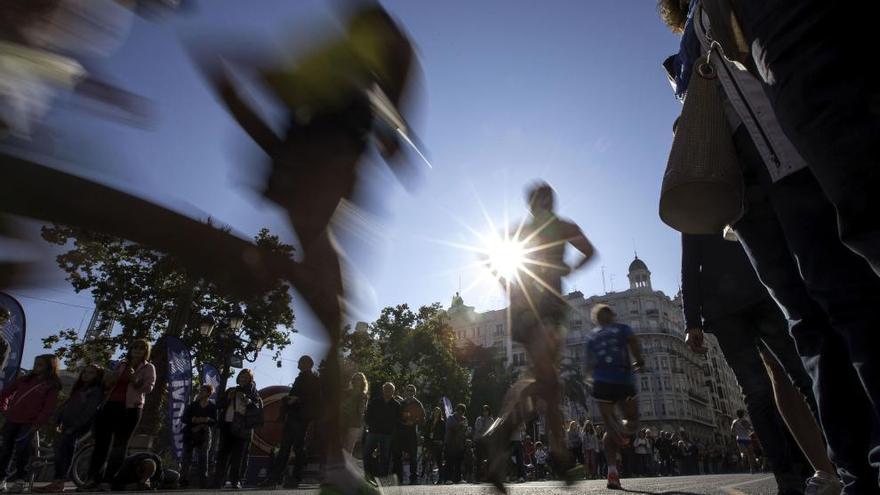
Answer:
[{"xmin": 484, "ymin": 234, "xmax": 527, "ymax": 279}]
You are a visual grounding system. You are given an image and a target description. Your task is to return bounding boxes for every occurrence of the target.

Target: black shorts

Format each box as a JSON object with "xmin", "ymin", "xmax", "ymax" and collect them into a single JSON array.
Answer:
[{"xmin": 592, "ymin": 381, "xmax": 637, "ymax": 403}]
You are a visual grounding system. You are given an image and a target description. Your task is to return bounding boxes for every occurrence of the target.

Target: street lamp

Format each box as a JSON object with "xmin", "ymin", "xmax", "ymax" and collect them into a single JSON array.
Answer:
[
  {"xmin": 199, "ymin": 315, "xmax": 216, "ymax": 337},
  {"xmin": 229, "ymin": 307, "xmax": 245, "ymax": 332}
]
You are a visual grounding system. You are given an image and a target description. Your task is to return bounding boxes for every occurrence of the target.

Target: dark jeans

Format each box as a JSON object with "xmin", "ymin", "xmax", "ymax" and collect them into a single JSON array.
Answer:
[
  {"xmin": 0, "ymin": 422, "xmax": 36, "ymax": 482},
  {"xmin": 445, "ymin": 448, "xmax": 463, "ymax": 483},
  {"xmin": 53, "ymin": 429, "xmax": 87, "ymax": 480},
  {"xmin": 393, "ymin": 428, "xmax": 418, "ymax": 483},
  {"xmin": 735, "ymin": 0, "xmax": 880, "ymax": 278},
  {"xmin": 636, "ymin": 454, "xmax": 650, "ymax": 477},
  {"xmin": 267, "ymin": 418, "xmax": 310, "ymax": 484},
  {"xmin": 88, "ymin": 402, "xmax": 141, "ymax": 482},
  {"xmin": 363, "ymin": 433, "xmax": 392, "ymax": 478},
  {"xmin": 426, "ymin": 440, "xmax": 444, "ymax": 482},
  {"xmin": 708, "ymin": 299, "xmax": 811, "ymax": 490},
  {"xmin": 732, "ymin": 127, "xmax": 880, "ymax": 493},
  {"xmin": 180, "ymin": 429, "xmax": 212, "ymax": 487},
  {"xmin": 510, "ymin": 441, "xmax": 524, "ymax": 479},
  {"xmin": 212, "ymin": 423, "xmax": 251, "ymax": 487}
]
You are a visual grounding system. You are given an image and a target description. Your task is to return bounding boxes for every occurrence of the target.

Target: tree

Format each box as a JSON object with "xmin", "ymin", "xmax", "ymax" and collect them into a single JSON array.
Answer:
[
  {"xmin": 340, "ymin": 303, "xmax": 470, "ymax": 411},
  {"xmin": 458, "ymin": 342, "xmax": 517, "ymax": 421},
  {"xmin": 40, "ymin": 224, "xmax": 296, "ymax": 442}
]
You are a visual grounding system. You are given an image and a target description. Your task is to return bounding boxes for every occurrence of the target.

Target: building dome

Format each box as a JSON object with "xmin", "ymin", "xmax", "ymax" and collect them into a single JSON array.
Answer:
[{"xmin": 629, "ymin": 256, "xmax": 648, "ymax": 273}]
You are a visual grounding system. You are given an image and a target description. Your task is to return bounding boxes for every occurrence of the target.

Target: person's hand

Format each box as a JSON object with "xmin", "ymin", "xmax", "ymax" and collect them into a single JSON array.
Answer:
[
  {"xmin": 56, "ymin": 425, "xmax": 63, "ymax": 434},
  {"xmin": 632, "ymin": 359, "xmax": 645, "ymax": 373},
  {"xmin": 686, "ymin": 327, "xmax": 708, "ymax": 354}
]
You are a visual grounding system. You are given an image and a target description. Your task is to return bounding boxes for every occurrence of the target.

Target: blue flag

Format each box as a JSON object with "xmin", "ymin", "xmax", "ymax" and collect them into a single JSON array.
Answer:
[
  {"xmin": 200, "ymin": 363, "xmax": 221, "ymax": 403},
  {"xmin": 0, "ymin": 292, "xmax": 26, "ymax": 393},
  {"xmin": 165, "ymin": 336, "xmax": 192, "ymax": 463},
  {"xmin": 442, "ymin": 396, "xmax": 453, "ymax": 418}
]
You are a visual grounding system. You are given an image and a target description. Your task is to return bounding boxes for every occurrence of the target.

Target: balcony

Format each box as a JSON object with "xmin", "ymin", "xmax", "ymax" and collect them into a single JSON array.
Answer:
[{"xmin": 688, "ymin": 390, "xmax": 709, "ymax": 404}]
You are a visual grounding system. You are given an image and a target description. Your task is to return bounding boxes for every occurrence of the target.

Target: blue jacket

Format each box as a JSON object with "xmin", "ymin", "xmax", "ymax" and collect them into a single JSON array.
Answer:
[{"xmin": 662, "ymin": 0, "xmax": 700, "ymax": 100}]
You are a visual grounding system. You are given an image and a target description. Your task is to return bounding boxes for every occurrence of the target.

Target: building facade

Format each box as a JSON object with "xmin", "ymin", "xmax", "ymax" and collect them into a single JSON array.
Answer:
[{"xmin": 446, "ymin": 256, "xmax": 746, "ymax": 446}]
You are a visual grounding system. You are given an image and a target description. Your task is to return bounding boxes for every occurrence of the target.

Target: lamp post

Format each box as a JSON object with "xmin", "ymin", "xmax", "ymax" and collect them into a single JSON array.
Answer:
[{"xmin": 200, "ymin": 306, "xmax": 264, "ymax": 397}]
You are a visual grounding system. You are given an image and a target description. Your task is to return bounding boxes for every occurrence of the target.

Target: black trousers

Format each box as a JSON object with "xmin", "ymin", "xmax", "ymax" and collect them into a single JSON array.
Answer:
[
  {"xmin": 267, "ymin": 417, "xmax": 310, "ymax": 484},
  {"xmin": 393, "ymin": 428, "xmax": 418, "ymax": 483},
  {"xmin": 180, "ymin": 429, "xmax": 212, "ymax": 487},
  {"xmin": 445, "ymin": 448, "xmax": 463, "ymax": 483},
  {"xmin": 88, "ymin": 402, "xmax": 141, "ymax": 482},
  {"xmin": 708, "ymin": 299, "xmax": 811, "ymax": 491},
  {"xmin": 212, "ymin": 424, "xmax": 251, "ymax": 487},
  {"xmin": 0, "ymin": 422, "xmax": 36, "ymax": 482}
]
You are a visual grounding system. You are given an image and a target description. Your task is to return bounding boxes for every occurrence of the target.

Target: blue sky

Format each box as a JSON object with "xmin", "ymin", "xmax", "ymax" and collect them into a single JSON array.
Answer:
[{"xmin": 9, "ymin": 0, "xmax": 684, "ymax": 385}]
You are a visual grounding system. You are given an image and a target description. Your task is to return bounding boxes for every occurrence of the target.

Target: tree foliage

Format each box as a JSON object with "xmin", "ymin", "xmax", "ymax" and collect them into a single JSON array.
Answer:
[
  {"xmin": 40, "ymin": 224, "xmax": 296, "ymax": 368},
  {"xmin": 340, "ymin": 303, "xmax": 470, "ymax": 411},
  {"xmin": 40, "ymin": 224, "xmax": 297, "ymax": 441},
  {"xmin": 458, "ymin": 342, "xmax": 517, "ymax": 421}
]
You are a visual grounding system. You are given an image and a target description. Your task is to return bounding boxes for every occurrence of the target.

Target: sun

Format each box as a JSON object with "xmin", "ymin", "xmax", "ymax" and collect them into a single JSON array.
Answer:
[{"xmin": 484, "ymin": 233, "xmax": 527, "ymax": 280}]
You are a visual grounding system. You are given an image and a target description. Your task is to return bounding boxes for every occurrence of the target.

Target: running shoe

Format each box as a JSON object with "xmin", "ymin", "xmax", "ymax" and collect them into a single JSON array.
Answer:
[
  {"xmin": 606, "ymin": 472, "xmax": 622, "ymax": 490},
  {"xmin": 805, "ymin": 471, "xmax": 842, "ymax": 495}
]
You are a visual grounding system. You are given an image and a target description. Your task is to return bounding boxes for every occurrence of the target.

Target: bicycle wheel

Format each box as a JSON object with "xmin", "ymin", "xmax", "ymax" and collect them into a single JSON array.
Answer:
[{"xmin": 71, "ymin": 443, "xmax": 94, "ymax": 488}]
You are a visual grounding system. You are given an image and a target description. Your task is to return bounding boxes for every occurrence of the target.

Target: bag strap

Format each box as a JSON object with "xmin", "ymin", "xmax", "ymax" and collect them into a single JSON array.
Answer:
[{"xmin": 699, "ymin": 0, "xmax": 758, "ymax": 75}]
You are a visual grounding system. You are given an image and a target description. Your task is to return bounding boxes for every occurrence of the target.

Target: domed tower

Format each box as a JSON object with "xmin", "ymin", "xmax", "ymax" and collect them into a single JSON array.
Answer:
[{"xmin": 628, "ymin": 255, "xmax": 652, "ymax": 291}]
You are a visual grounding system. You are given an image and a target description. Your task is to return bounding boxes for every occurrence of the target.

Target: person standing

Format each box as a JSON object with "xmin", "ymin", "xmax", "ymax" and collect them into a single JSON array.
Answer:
[
  {"xmin": 472, "ymin": 405, "xmax": 494, "ymax": 482},
  {"xmin": 212, "ymin": 369, "xmax": 263, "ymax": 489},
  {"xmin": 566, "ymin": 421, "xmax": 584, "ymax": 468},
  {"xmin": 264, "ymin": 356, "xmax": 321, "ymax": 488},
  {"xmin": 633, "ymin": 430, "xmax": 650, "ymax": 477},
  {"xmin": 582, "ymin": 422, "xmax": 599, "ymax": 479},
  {"xmin": 86, "ymin": 340, "xmax": 156, "ymax": 490},
  {"xmin": 660, "ymin": 4, "xmax": 877, "ymax": 492},
  {"xmin": 423, "ymin": 406, "xmax": 446, "ymax": 484},
  {"xmin": 393, "ymin": 384, "xmax": 424, "ymax": 485},
  {"xmin": 36, "ymin": 364, "xmax": 105, "ymax": 493},
  {"xmin": 179, "ymin": 384, "xmax": 218, "ymax": 488},
  {"xmin": 681, "ymin": 232, "xmax": 829, "ymax": 493},
  {"xmin": 341, "ymin": 372, "xmax": 368, "ymax": 454},
  {"xmin": 0, "ymin": 354, "xmax": 62, "ymax": 492},
  {"xmin": 444, "ymin": 404, "xmax": 468, "ymax": 484},
  {"xmin": 363, "ymin": 383, "xmax": 400, "ymax": 479}
]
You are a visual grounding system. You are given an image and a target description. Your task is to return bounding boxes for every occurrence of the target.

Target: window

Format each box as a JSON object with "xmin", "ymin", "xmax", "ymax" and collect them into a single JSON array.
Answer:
[
  {"xmin": 641, "ymin": 377, "xmax": 650, "ymax": 391},
  {"xmin": 495, "ymin": 324, "xmax": 503, "ymax": 336},
  {"xmin": 661, "ymin": 357, "xmax": 669, "ymax": 369},
  {"xmin": 663, "ymin": 376, "xmax": 671, "ymax": 390}
]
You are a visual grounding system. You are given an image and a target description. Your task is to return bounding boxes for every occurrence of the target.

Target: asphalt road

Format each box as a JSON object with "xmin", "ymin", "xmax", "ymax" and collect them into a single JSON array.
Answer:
[{"xmin": 135, "ymin": 474, "xmax": 777, "ymax": 495}]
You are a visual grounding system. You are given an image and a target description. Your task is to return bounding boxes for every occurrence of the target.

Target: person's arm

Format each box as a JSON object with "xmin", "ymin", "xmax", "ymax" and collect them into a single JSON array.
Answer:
[
  {"xmin": 0, "ymin": 379, "xmax": 19, "ymax": 412},
  {"xmin": 681, "ymin": 234, "xmax": 708, "ymax": 354},
  {"xmin": 133, "ymin": 363, "xmax": 156, "ymax": 395},
  {"xmin": 627, "ymin": 331, "xmax": 645, "ymax": 371},
  {"xmin": 563, "ymin": 221, "xmax": 596, "ymax": 274},
  {"xmin": 186, "ymin": 42, "xmax": 281, "ymax": 155}
]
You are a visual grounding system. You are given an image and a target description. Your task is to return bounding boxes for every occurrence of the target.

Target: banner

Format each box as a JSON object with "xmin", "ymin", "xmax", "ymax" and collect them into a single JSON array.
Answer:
[
  {"xmin": 0, "ymin": 292, "xmax": 26, "ymax": 393},
  {"xmin": 165, "ymin": 336, "xmax": 192, "ymax": 463},
  {"xmin": 200, "ymin": 363, "xmax": 221, "ymax": 402},
  {"xmin": 442, "ymin": 396, "xmax": 453, "ymax": 419}
]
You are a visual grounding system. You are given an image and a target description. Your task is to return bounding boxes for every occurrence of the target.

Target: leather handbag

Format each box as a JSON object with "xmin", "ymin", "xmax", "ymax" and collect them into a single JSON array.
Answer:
[{"xmin": 659, "ymin": 56, "xmax": 743, "ymax": 234}]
